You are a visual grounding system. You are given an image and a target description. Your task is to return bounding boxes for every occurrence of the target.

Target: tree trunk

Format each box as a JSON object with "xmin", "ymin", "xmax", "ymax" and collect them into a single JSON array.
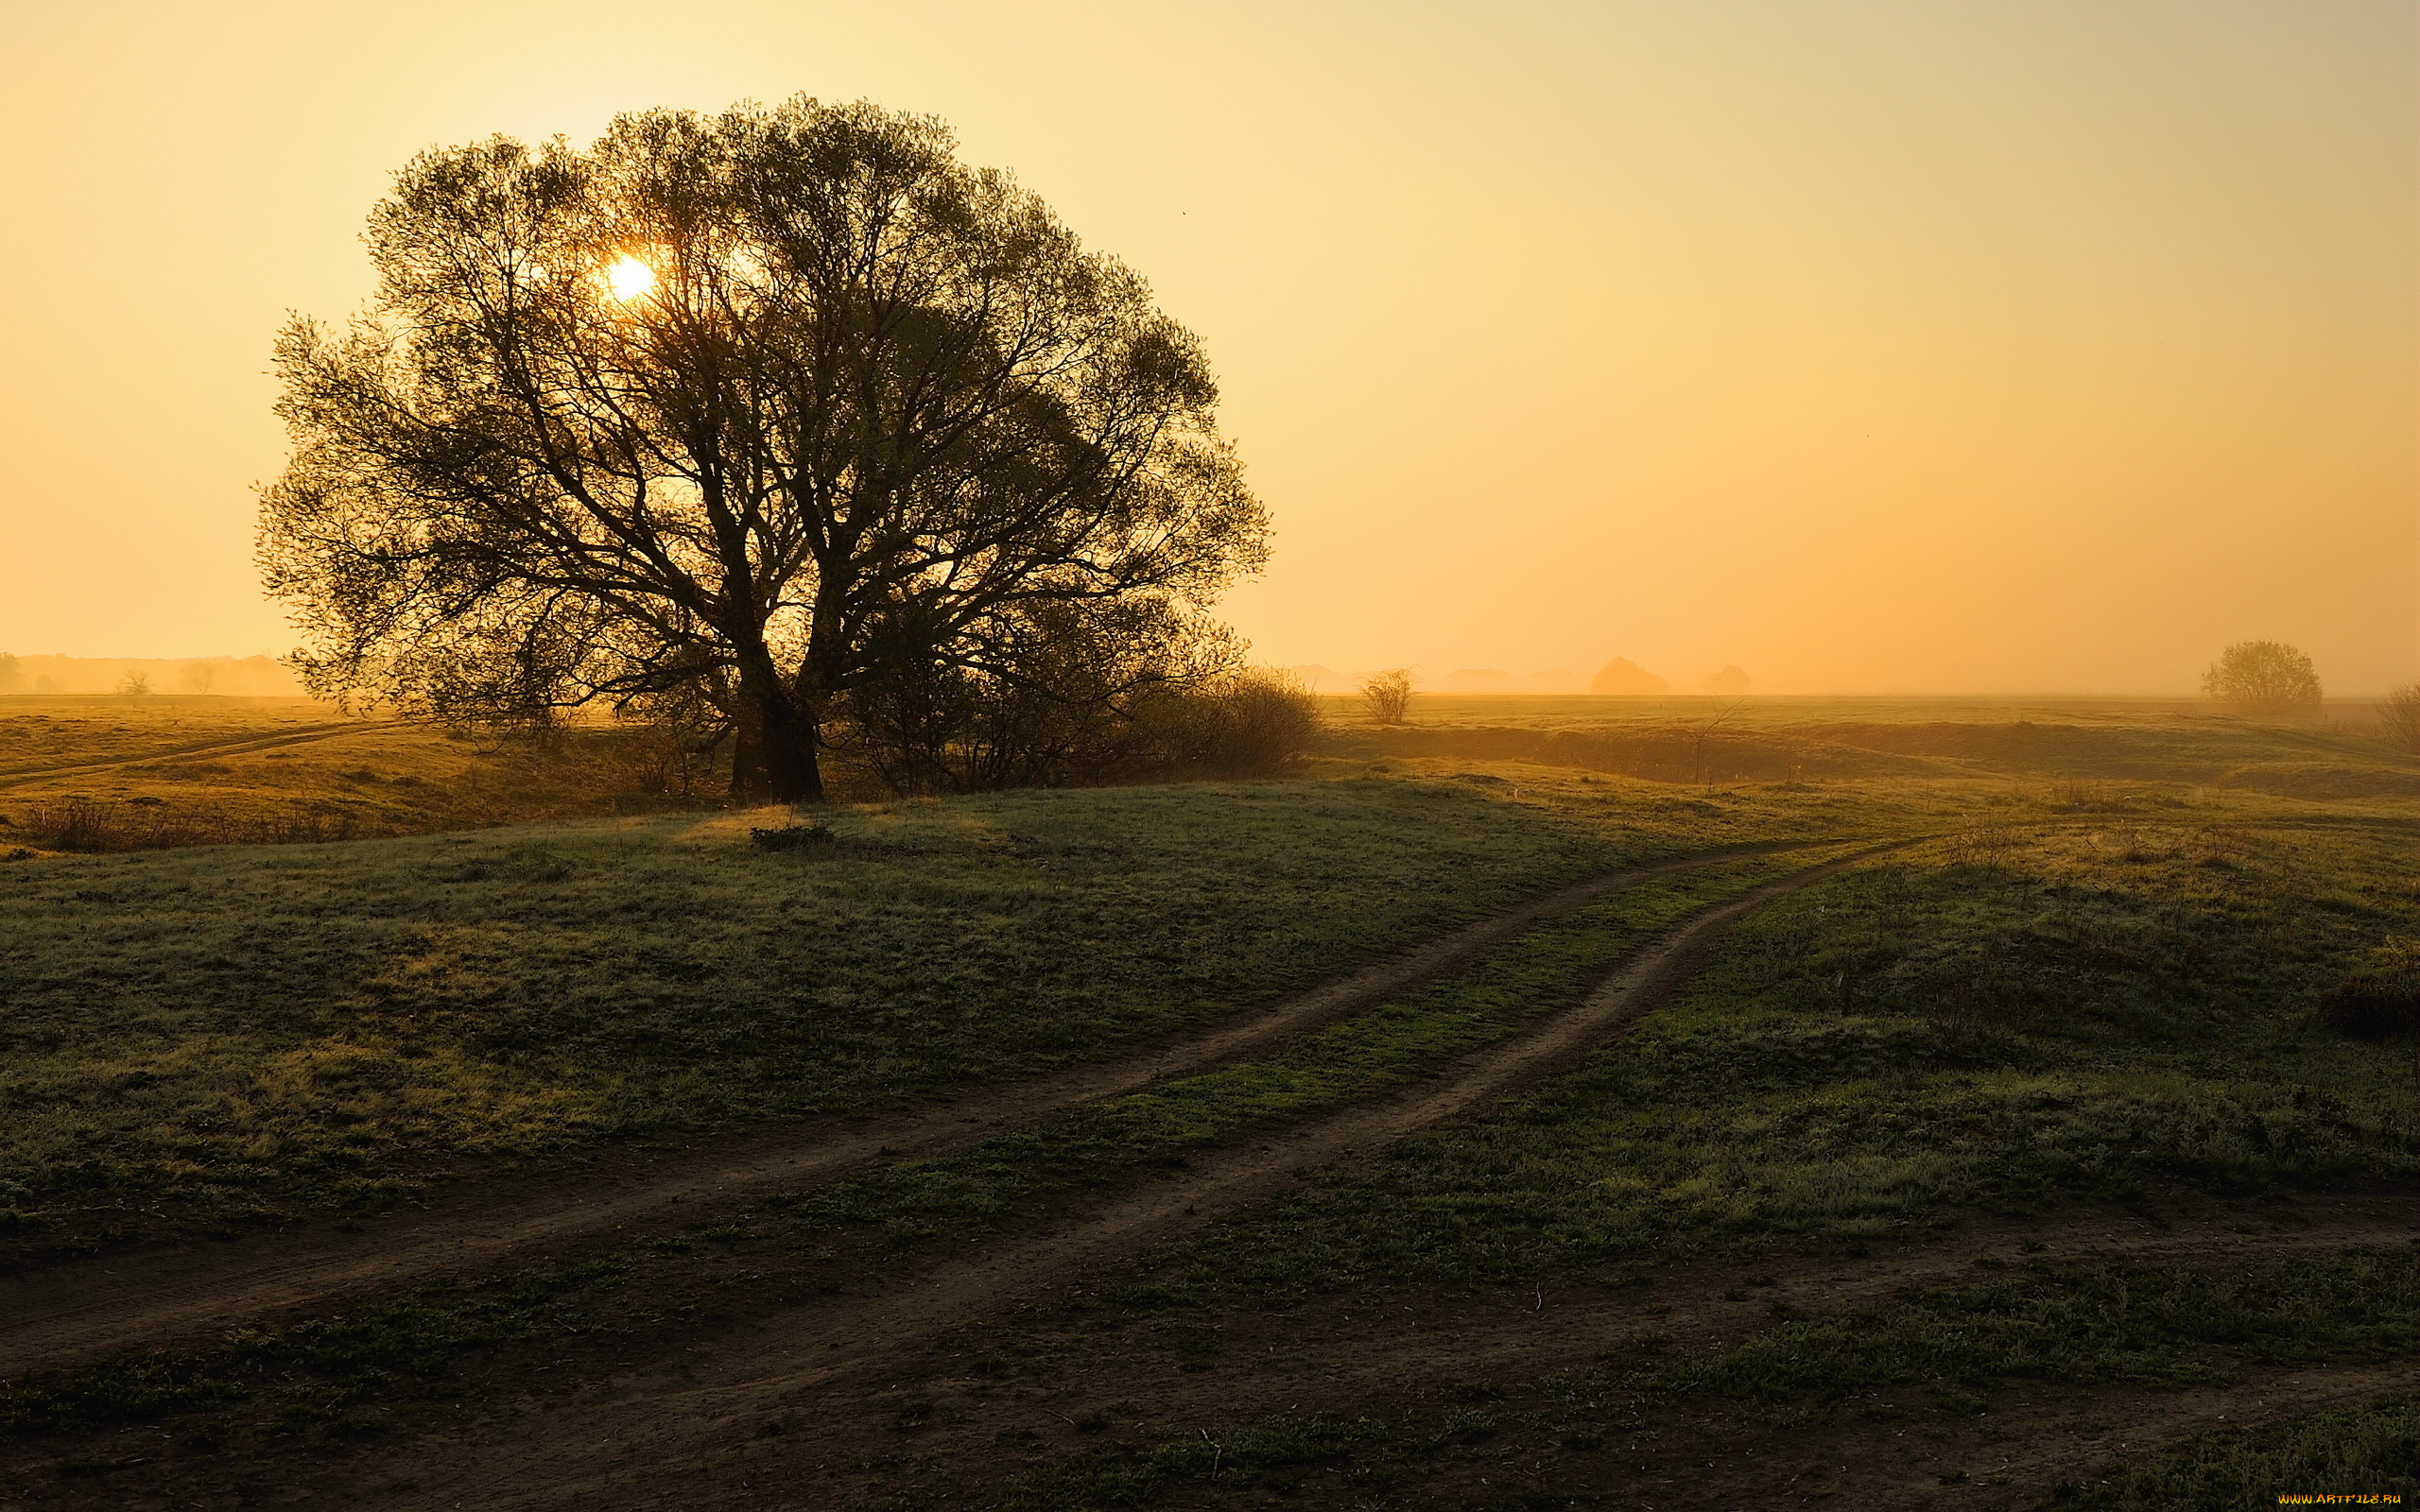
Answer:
[{"xmin": 730, "ymin": 647, "xmax": 824, "ymax": 804}]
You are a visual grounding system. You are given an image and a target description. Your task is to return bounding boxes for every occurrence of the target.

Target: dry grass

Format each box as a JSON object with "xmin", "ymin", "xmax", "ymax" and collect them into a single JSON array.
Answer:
[
  {"xmin": 0, "ymin": 696, "xmax": 346, "ymax": 774},
  {"xmin": 1309, "ymin": 694, "xmax": 2420, "ymax": 796},
  {"xmin": 0, "ymin": 700, "xmax": 710, "ymax": 856}
]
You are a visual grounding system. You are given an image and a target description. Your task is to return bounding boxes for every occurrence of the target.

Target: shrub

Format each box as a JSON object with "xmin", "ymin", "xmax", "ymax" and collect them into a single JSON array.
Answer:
[
  {"xmin": 1359, "ymin": 668, "xmax": 1413, "ymax": 726},
  {"xmin": 2376, "ymin": 684, "xmax": 2420, "ymax": 758},
  {"xmin": 1137, "ymin": 668, "xmax": 1322, "ymax": 777},
  {"xmin": 836, "ymin": 646, "xmax": 1320, "ymax": 795}
]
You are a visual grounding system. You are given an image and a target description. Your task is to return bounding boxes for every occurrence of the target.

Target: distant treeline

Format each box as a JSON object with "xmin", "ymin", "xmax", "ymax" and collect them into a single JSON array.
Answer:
[{"xmin": 0, "ymin": 654, "xmax": 304, "ymax": 696}]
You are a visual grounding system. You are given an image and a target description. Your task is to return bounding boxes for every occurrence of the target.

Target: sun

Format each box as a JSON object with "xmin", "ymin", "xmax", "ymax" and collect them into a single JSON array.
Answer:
[{"xmin": 604, "ymin": 255, "xmax": 656, "ymax": 301}]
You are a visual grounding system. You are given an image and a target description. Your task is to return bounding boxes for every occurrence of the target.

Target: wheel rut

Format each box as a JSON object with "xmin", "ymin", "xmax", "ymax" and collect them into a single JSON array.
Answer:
[
  {"xmin": 302, "ymin": 844, "xmax": 1913, "ymax": 1510},
  {"xmin": 0, "ymin": 837, "xmax": 1848, "ymax": 1370}
]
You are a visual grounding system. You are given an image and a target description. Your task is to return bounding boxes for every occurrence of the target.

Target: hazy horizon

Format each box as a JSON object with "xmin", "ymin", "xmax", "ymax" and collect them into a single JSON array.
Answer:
[{"xmin": 3, "ymin": 0, "xmax": 2412, "ymax": 695}]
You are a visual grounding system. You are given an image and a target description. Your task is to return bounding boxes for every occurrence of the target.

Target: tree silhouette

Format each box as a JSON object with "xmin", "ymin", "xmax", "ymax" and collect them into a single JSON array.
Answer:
[
  {"xmin": 261, "ymin": 98, "xmax": 1265, "ymax": 801},
  {"xmin": 2201, "ymin": 641, "xmax": 2322, "ymax": 717}
]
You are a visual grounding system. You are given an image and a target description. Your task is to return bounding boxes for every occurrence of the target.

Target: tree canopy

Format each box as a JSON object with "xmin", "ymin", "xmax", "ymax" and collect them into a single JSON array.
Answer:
[
  {"xmin": 260, "ymin": 98, "xmax": 1266, "ymax": 801},
  {"xmin": 2202, "ymin": 640, "xmax": 2322, "ymax": 717}
]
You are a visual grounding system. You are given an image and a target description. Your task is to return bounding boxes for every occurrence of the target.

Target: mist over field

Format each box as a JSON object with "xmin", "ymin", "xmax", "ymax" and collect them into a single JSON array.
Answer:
[
  {"xmin": 0, "ymin": 655, "xmax": 303, "ymax": 697},
  {"xmin": 2, "ymin": 0, "xmax": 2412, "ymax": 694}
]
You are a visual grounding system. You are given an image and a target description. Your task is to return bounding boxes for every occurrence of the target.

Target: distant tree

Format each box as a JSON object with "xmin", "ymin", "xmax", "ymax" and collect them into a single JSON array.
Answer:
[
  {"xmin": 1590, "ymin": 657, "xmax": 1668, "ymax": 696},
  {"xmin": 2377, "ymin": 684, "xmax": 2420, "ymax": 758},
  {"xmin": 116, "ymin": 671, "xmax": 153, "ymax": 696},
  {"xmin": 1360, "ymin": 668, "xmax": 1413, "ymax": 726},
  {"xmin": 260, "ymin": 97, "xmax": 1265, "ymax": 802},
  {"xmin": 2201, "ymin": 641, "xmax": 2322, "ymax": 717},
  {"xmin": 0, "ymin": 653, "xmax": 20, "ymax": 694},
  {"xmin": 180, "ymin": 661, "xmax": 220, "ymax": 695},
  {"xmin": 1703, "ymin": 664, "xmax": 1751, "ymax": 696}
]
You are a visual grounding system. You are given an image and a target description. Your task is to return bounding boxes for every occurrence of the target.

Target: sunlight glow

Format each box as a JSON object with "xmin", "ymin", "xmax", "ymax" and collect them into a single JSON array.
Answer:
[{"xmin": 605, "ymin": 255, "xmax": 656, "ymax": 302}]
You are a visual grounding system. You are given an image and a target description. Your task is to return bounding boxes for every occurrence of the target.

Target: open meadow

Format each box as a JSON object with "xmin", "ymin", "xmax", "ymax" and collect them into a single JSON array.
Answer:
[{"xmin": 0, "ymin": 696, "xmax": 2413, "ymax": 1510}]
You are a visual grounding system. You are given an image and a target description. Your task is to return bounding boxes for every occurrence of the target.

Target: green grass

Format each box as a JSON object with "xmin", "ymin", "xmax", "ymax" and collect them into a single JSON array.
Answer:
[
  {"xmin": 0, "ymin": 1255, "xmax": 631, "ymax": 1439},
  {"xmin": 757, "ymin": 853, "xmax": 1806, "ymax": 1244},
  {"xmin": 0, "ymin": 774, "xmax": 1880, "ymax": 1253},
  {"xmin": 929, "ymin": 1248, "xmax": 2419, "ymax": 1512},
  {"xmin": 918, "ymin": 811, "xmax": 2418, "ymax": 1510},
  {"xmin": 2041, "ymin": 1393, "xmax": 2419, "ymax": 1509},
  {"xmin": 1634, "ymin": 1247, "xmax": 2420, "ymax": 1408},
  {"xmin": 1141, "ymin": 821, "xmax": 2419, "ymax": 1299},
  {"xmin": 0, "ymin": 856, "xmax": 1808, "ymax": 1446},
  {"xmin": 6, "ymin": 698, "xmax": 2415, "ymax": 1503}
]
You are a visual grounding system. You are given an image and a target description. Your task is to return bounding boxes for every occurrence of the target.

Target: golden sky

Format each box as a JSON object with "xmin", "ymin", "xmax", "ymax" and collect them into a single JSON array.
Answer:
[{"xmin": 1, "ymin": 0, "xmax": 2411, "ymax": 693}]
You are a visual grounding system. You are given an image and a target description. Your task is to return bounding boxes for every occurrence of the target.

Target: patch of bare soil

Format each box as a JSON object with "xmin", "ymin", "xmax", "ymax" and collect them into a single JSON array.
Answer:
[{"xmin": 0, "ymin": 840, "xmax": 1829, "ymax": 1373}]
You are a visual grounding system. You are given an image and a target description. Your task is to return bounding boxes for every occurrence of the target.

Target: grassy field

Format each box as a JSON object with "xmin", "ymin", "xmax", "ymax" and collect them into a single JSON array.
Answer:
[
  {"xmin": 902, "ymin": 812, "xmax": 2417, "ymax": 1510},
  {"xmin": 1152, "ymin": 820, "xmax": 2419, "ymax": 1292},
  {"xmin": 0, "ymin": 696, "xmax": 340, "ymax": 773},
  {"xmin": 0, "ymin": 765, "xmax": 1889, "ymax": 1257},
  {"xmin": 0, "ymin": 695, "xmax": 2413, "ymax": 1509}
]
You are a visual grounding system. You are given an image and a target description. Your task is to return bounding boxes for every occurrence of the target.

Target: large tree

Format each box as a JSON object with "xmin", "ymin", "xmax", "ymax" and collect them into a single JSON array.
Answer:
[{"xmin": 261, "ymin": 98, "xmax": 1265, "ymax": 801}]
